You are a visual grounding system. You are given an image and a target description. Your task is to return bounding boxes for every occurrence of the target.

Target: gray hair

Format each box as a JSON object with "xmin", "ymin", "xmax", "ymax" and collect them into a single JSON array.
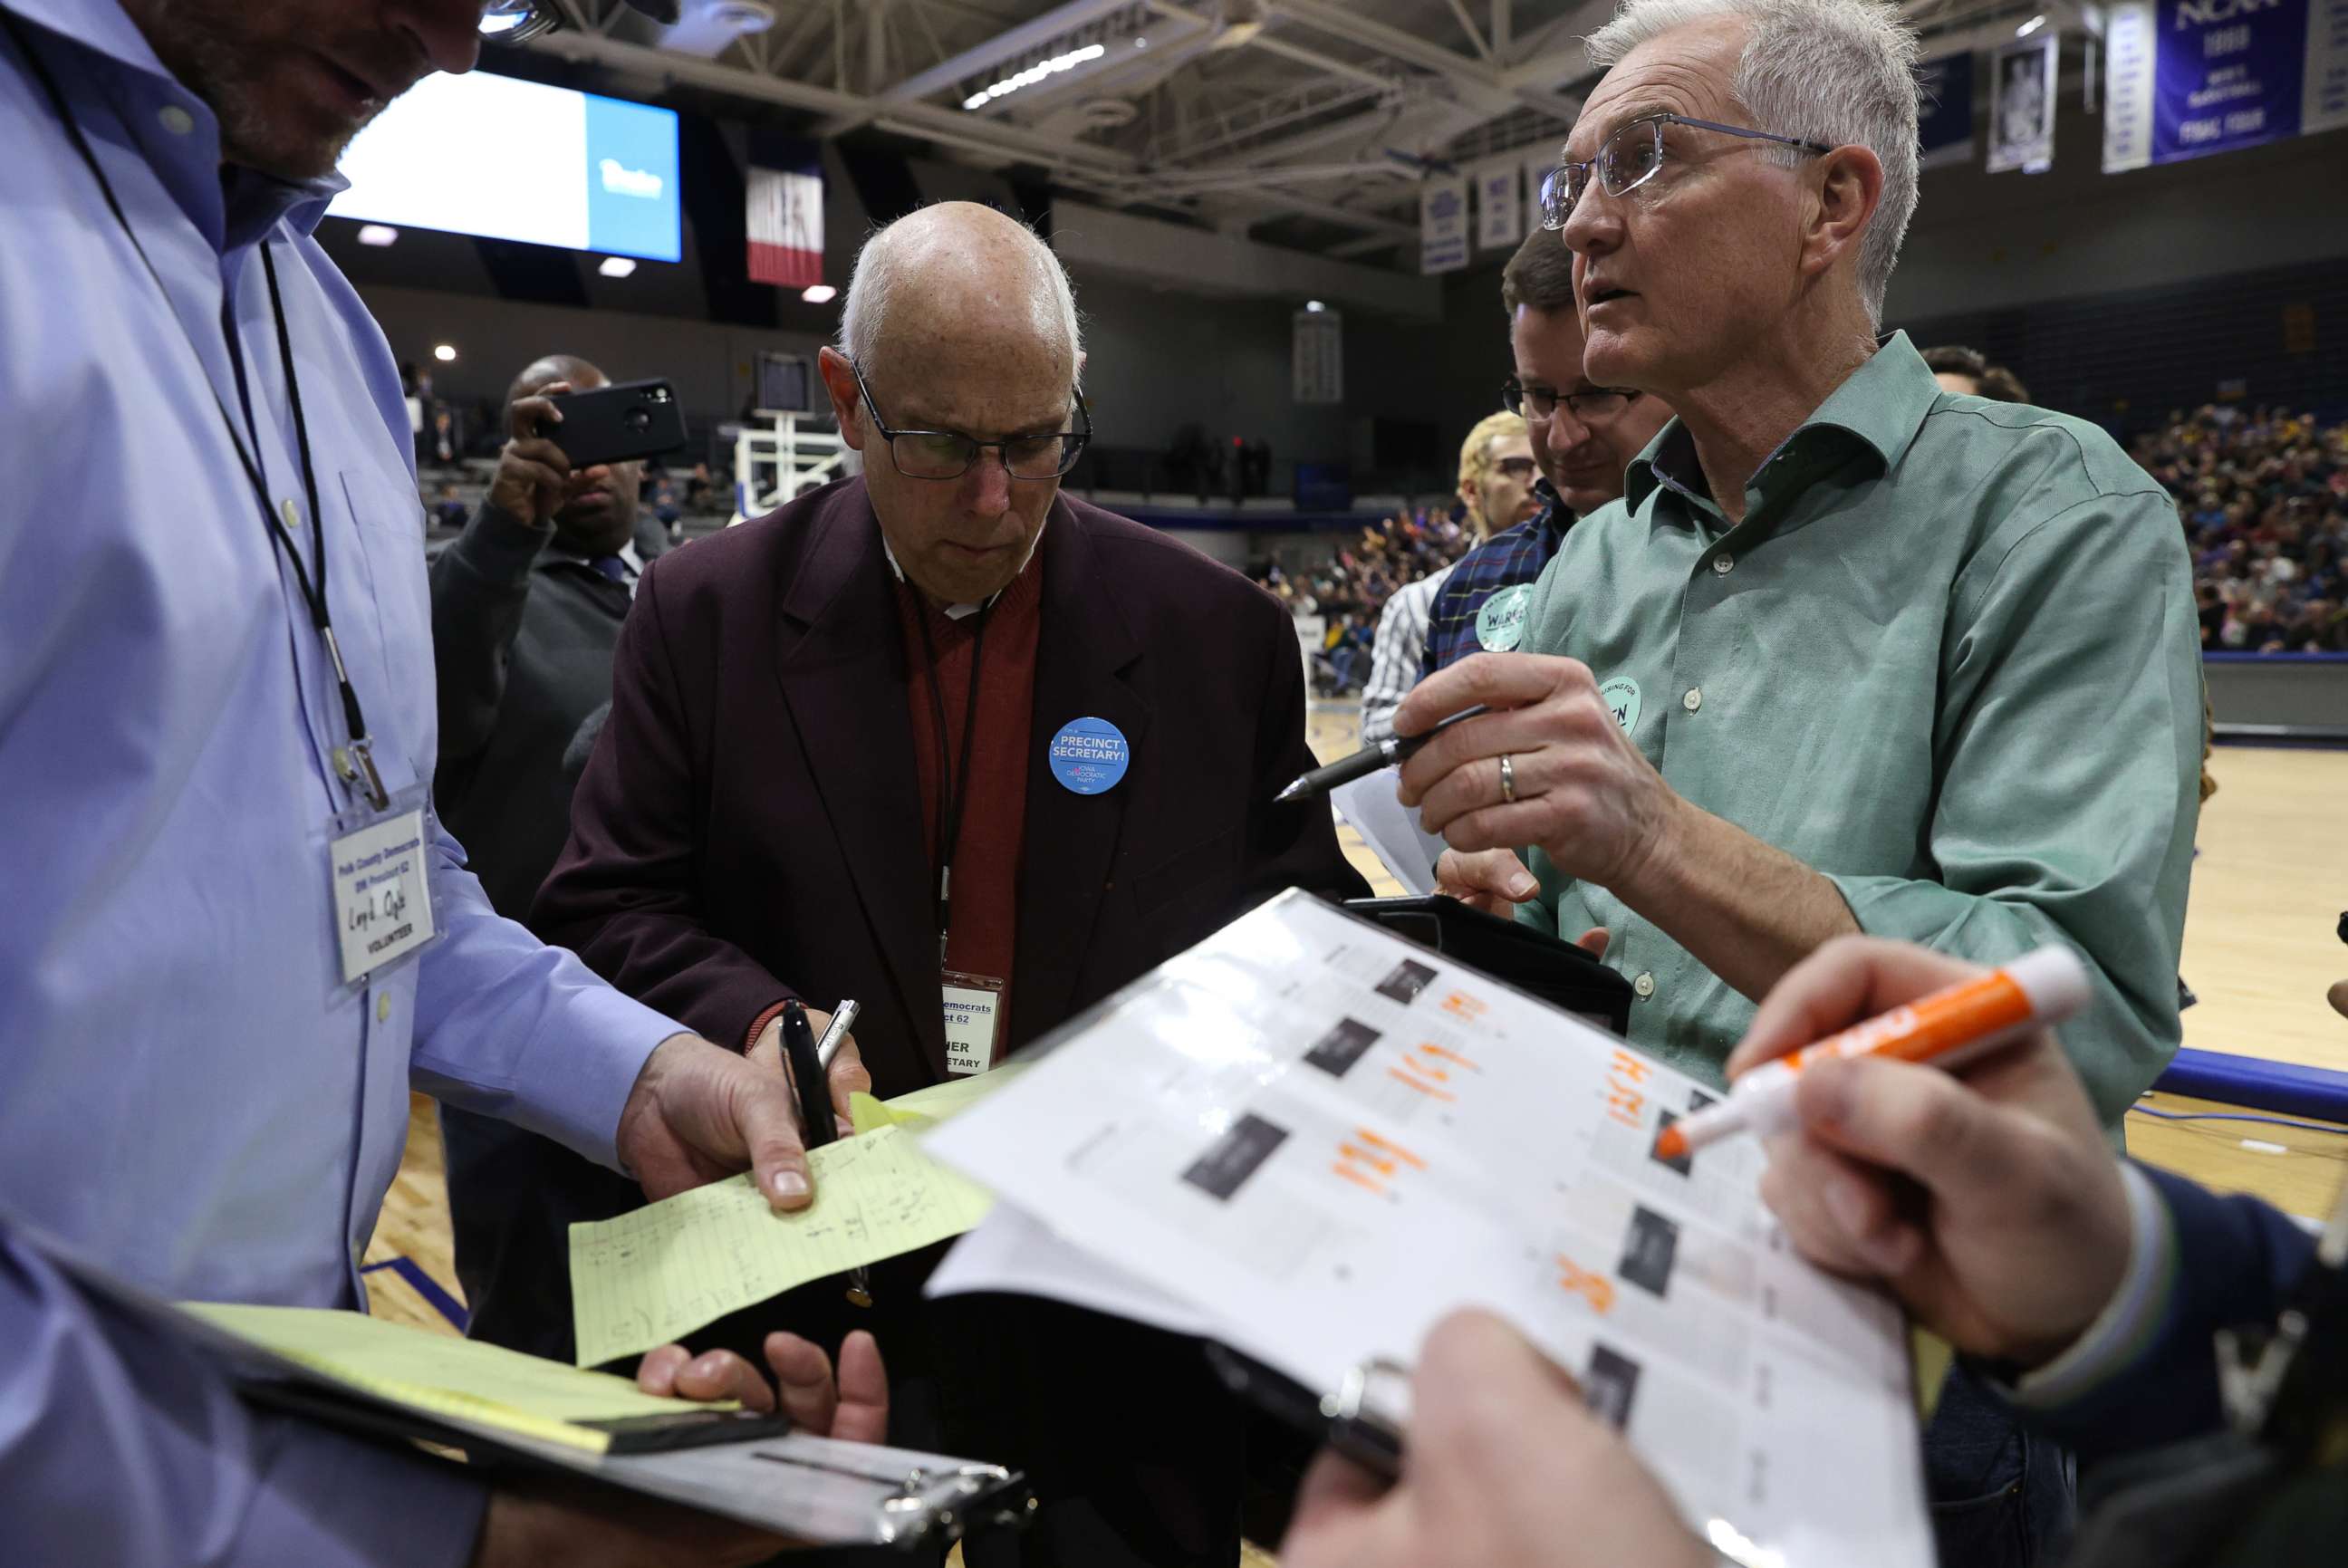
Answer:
[
  {"xmin": 1584, "ymin": 0, "xmax": 1920, "ymax": 327},
  {"xmin": 837, "ymin": 205, "xmax": 1084, "ymax": 384}
]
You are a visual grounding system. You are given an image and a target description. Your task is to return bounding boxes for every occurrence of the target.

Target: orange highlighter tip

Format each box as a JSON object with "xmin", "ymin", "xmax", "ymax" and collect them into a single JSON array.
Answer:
[{"xmin": 1652, "ymin": 1125, "xmax": 1689, "ymax": 1163}]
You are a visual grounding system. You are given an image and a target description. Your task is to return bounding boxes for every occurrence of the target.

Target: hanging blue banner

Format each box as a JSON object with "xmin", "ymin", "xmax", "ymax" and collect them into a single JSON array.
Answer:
[
  {"xmin": 2105, "ymin": 0, "xmax": 2348, "ymax": 169},
  {"xmin": 2156, "ymin": 0, "xmax": 2305, "ymax": 159}
]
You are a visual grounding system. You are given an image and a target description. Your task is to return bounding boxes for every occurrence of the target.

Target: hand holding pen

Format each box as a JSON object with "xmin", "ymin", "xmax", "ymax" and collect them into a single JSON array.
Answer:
[
  {"xmin": 1728, "ymin": 938, "xmax": 2132, "ymax": 1370},
  {"xmin": 1275, "ymin": 705, "xmax": 1490, "ymax": 803},
  {"xmin": 779, "ymin": 1000, "xmax": 879, "ymax": 1307}
]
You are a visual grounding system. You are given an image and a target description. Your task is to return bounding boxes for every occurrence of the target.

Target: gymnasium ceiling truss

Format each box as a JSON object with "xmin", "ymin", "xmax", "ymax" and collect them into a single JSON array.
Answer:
[{"xmin": 529, "ymin": 0, "xmax": 2099, "ymax": 267}]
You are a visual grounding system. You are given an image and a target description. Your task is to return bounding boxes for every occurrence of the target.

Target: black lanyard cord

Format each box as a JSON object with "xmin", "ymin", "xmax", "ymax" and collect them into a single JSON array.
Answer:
[
  {"xmin": 909, "ymin": 598, "xmax": 991, "ymax": 964},
  {"xmin": 9, "ymin": 13, "xmax": 387, "ymax": 810}
]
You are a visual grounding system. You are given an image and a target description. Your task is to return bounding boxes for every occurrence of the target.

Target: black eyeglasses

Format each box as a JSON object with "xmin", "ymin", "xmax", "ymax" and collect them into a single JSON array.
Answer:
[
  {"xmin": 851, "ymin": 360, "xmax": 1092, "ymax": 482},
  {"xmin": 1539, "ymin": 112, "xmax": 1834, "ymax": 230},
  {"xmin": 1503, "ymin": 382, "xmax": 1641, "ymax": 422}
]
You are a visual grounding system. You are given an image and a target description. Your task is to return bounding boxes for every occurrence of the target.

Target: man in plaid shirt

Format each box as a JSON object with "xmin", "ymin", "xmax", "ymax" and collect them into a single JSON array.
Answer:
[
  {"xmin": 1359, "ymin": 410, "xmax": 1539, "ymax": 746},
  {"xmin": 1420, "ymin": 228, "xmax": 1675, "ymax": 678}
]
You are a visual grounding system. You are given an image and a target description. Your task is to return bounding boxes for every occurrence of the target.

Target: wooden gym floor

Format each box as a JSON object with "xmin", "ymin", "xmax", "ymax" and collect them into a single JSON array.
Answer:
[{"xmin": 363, "ymin": 729, "xmax": 2345, "ymax": 1562}]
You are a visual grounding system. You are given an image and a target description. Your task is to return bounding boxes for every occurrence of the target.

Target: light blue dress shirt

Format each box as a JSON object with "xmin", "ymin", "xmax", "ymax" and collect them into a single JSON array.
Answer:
[
  {"xmin": 1, "ymin": 4, "xmax": 681, "ymax": 1554},
  {"xmin": 2, "ymin": 1206, "xmax": 488, "ymax": 1568}
]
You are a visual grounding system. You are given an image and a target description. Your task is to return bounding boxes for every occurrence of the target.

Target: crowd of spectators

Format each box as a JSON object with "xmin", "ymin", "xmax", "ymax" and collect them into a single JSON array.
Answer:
[
  {"xmin": 1254, "ymin": 505, "xmax": 1473, "ymax": 693},
  {"xmin": 2134, "ymin": 404, "xmax": 2348, "ymax": 654}
]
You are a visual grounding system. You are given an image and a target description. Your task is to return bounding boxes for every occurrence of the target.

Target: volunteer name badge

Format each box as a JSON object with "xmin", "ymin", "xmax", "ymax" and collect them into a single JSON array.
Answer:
[
  {"xmin": 331, "ymin": 799, "xmax": 437, "ymax": 985},
  {"xmin": 1047, "ymin": 717, "xmax": 1130, "ymax": 795},
  {"xmin": 1475, "ymin": 583, "xmax": 1533, "ymax": 651},
  {"xmin": 941, "ymin": 971, "xmax": 1005, "ymax": 1077},
  {"xmin": 1599, "ymin": 676, "xmax": 1642, "ymax": 736}
]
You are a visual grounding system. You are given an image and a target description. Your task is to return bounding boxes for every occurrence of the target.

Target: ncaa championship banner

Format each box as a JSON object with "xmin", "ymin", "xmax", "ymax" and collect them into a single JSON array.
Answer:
[{"xmin": 2103, "ymin": 0, "xmax": 2348, "ymax": 172}]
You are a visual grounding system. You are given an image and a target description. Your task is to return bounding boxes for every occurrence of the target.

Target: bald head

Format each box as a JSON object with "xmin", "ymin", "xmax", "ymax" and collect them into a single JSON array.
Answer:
[
  {"xmin": 817, "ymin": 203, "xmax": 1085, "ymax": 610},
  {"xmin": 839, "ymin": 202, "xmax": 1081, "ymax": 391},
  {"xmin": 500, "ymin": 352, "xmax": 637, "ymax": 554},
  {"xmin": 507, "ymin": 353, "xmax": 606, "ymax": 409}
]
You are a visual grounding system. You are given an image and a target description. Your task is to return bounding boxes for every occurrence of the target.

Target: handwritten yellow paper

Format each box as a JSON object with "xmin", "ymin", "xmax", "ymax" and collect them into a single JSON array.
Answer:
[
  {"xmin": 186, "ymin": 1302, "xmax": 723, "ymax": 1453},
  {"xmin": 570, "ymin": 1123, "xmax": 997, "ymax": 1367}
]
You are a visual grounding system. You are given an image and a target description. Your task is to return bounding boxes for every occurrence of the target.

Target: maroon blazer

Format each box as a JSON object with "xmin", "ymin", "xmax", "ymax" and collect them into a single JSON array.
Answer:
[{"xmin": 534, "ymin": 476, "xmax": 1367, "ymax": 1093}]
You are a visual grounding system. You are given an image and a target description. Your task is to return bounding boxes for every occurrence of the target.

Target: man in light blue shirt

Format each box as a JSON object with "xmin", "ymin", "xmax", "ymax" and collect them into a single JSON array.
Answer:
[{"xmin": 0, "ymin": 1, "xmax": 871, "ymax": 1559}]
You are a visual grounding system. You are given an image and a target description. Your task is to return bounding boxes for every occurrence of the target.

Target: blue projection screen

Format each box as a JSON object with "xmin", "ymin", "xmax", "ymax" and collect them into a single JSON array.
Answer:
[{"xmin": 329, "ymin": 72, "xmax": 681, "ymax": 263}]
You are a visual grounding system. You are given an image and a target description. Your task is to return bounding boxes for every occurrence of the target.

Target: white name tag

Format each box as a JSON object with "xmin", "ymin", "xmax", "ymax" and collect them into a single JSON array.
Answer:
[
  {"xmin": 331, "ymin": 805, "xmax": 437, "ymax": 985},
  {"xmin": 942, "ymin": 973, "xmax": 1005, "ymax": 1077}
]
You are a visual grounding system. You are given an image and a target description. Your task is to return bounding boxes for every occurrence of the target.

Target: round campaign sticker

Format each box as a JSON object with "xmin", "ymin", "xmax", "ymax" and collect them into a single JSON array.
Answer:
[
  {"xmin": 1599, "ymin": 676, "xmax": 1642, "ymax": 736},
  {"xmin": 1047, "ymin": 717, "xmax": 1131, "ymax": 794},
  {"xmin": 1475, "ymin": 583, "xmax": 1533, "ymax": 651}
]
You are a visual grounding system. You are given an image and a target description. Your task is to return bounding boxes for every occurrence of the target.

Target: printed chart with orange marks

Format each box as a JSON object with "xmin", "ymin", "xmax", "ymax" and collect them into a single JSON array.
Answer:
[{"xmin": 927, "ymin": 891, "xmax": 1931, "ymax": 1568}]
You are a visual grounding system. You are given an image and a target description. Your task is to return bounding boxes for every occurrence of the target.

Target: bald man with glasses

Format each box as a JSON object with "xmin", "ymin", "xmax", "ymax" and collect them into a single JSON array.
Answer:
[{"xmin": 515, "ymin": 201, "xmax": 1366, "ymax": 1567}]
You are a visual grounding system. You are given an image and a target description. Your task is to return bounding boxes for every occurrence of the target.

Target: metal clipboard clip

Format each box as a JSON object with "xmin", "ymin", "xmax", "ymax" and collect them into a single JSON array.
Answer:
[{"xmin": 872, "ymin": 1463, "xmax": 1038, "ymax": 1545}]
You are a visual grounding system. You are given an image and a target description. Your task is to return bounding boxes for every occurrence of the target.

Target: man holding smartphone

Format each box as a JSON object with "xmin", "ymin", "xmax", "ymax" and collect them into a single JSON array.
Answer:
[
  {"xmin": 432, "ymin": 353, "xmax": 694, "ymax": 1360},
  {"xmin": 431, "ymin": 353, "xmax": 665, "ymax": 924}
]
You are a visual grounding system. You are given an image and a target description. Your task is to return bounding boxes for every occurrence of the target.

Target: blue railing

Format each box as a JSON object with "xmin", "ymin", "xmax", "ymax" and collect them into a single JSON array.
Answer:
[{"xmin": 2203, "ymin": 651, "xmax": 2348, "ymax": 664}]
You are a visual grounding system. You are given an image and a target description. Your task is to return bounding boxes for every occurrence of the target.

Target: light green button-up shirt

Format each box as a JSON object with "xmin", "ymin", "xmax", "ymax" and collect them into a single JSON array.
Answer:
[{"xmin": 1515, "ymin": 333, "xmax": 2201, "ymax": 1121}]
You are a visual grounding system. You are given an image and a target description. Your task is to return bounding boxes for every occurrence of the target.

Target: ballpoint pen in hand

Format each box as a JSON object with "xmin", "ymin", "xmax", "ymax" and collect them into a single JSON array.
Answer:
[{"xmin": 1273, "ymin": 706, "xmax": 1491, "ymax": 804}]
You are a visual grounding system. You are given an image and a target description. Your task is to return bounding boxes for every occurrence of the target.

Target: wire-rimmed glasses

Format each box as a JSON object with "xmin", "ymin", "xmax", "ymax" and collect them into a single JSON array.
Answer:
[{"xmin": 1538, "ymin": 112, "xmax": 1835, "ymax": 230}]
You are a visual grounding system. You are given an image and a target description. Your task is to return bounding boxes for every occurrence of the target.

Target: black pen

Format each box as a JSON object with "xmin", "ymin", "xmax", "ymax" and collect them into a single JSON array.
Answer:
[
  {"xmin": 779, "ymin": 1000, "xmax": 835, "ymax": 1152},
  {"xmin": 1273, "ymin": 705, "xmax": 1491, "ymax": 803}
]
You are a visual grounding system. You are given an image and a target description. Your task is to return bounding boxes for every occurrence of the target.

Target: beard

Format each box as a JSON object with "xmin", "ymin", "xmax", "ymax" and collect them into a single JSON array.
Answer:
[{"xmin": 128, "ymin": 0, "xmax": 419, "ymax": 181}]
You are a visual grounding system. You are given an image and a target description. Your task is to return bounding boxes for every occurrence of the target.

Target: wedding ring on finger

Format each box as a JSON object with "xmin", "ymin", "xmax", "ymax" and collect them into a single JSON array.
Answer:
[{"xmin": 1498, "ymin": 753, "xmax": 1516, "ymax": 804}]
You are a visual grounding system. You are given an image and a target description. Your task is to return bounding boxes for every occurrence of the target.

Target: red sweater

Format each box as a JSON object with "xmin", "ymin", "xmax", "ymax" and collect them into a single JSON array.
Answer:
[{"xmin": 890, "ymin": 550, "xmax": 1044, "ymax": 1057}]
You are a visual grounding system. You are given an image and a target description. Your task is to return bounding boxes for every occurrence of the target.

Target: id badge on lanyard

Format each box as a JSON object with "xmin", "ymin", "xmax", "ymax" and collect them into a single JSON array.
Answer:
[
  {"xmin": 940, "ymin": 967, "xmax": 1006, "ymax": 1077},
  {"xmin": 915, "ymin": 599, "xmax": 1009, "ymax": 1077},
  {"xmin": 327, "ymin": 783, "xmax": 441, "ymax": 988}
]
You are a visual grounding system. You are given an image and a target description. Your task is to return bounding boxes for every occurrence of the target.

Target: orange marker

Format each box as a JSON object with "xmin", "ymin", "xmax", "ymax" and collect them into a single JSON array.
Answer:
[{"xmin": 1652, "ymin": 946, "xmax": 2090, "ymax": 1163}]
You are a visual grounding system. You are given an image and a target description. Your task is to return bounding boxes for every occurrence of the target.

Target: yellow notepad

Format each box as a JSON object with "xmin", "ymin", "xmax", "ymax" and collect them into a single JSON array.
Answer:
[
  {"xmin": 185, "ymin": 1302, "xmax": 725, "ymax": 1453},
  {"xmin": 569, "ymin": 1098, "xmax": 1007, "ymax": 1368}
]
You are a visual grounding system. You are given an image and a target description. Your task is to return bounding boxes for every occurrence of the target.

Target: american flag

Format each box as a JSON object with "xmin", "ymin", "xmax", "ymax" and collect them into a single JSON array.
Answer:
[{"xmin": 746, "ymin": 138, "xmax": 823, "ymax": 289}]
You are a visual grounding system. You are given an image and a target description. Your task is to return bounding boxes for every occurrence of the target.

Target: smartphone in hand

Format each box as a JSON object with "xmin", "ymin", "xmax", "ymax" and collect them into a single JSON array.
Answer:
[{"xmin": 543, "ymin": 378, "xmax": 687, "ymax": 466}]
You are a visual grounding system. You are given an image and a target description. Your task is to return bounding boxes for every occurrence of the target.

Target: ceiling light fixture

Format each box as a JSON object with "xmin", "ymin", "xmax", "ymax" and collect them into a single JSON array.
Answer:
[
  {"xmin": 598, "ymin": 255, "xmax": 638, "ymax": 277},
  {"xmin": 802, "ymin": 284, "xmax": 839, "ymax": 304},
  {"xmin": 432, "ymin": 343, "xmax": 458, "ymax": 362},
  {"xmin": 356, "ymin": 224, "xmax": 399, "ymax": 246},
  {"xmin": 2016, "ymin": 13, "xmax": 2045, "ymax": 35},
  {"xmin": 962, "ymin": 42, "xmax": 1107, "ymax": 111}
]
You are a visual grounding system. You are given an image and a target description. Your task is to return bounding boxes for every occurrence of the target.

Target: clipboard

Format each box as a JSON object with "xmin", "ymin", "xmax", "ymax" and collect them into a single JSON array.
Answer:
[
  {"xmin": 23, "ymin": 1224, "xmax": 1034, "ymax": 1554},
  {"xmin": 1346, "ymin": 894, "xmax": 1634, "ymax": 1034},
  {"xmin": 923, "ymin": 890, "xmax": 1938, "ymax": 1568},
  {"xmin": 238, "ymin": 1377, "xmax": 1035, "ymax": 1549}
]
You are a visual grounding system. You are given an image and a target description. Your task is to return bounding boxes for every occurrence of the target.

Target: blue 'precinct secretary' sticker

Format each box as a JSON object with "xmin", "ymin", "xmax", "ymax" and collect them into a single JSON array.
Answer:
[
  {"xmin": 1047, "ymin": 717, "xmax": 1131, "ymax": 794},
  {"xmin": 1600, "ymin": 676, "xmax": 1642, "ymax": 736},
  {"xmin": 1475, "ymin": 582, "xmax": 1533, "ymax": 651}
]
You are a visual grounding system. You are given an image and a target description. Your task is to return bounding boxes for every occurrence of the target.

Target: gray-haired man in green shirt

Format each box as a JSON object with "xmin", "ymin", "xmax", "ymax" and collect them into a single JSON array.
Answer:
[
  {"xmin": 1397, "ymin": 3, "xmax": 2198, "ymax": 1125},
  {"xmin": 1395, "ymin": 5, "xmax": 2199, "ymax": 1556}
]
